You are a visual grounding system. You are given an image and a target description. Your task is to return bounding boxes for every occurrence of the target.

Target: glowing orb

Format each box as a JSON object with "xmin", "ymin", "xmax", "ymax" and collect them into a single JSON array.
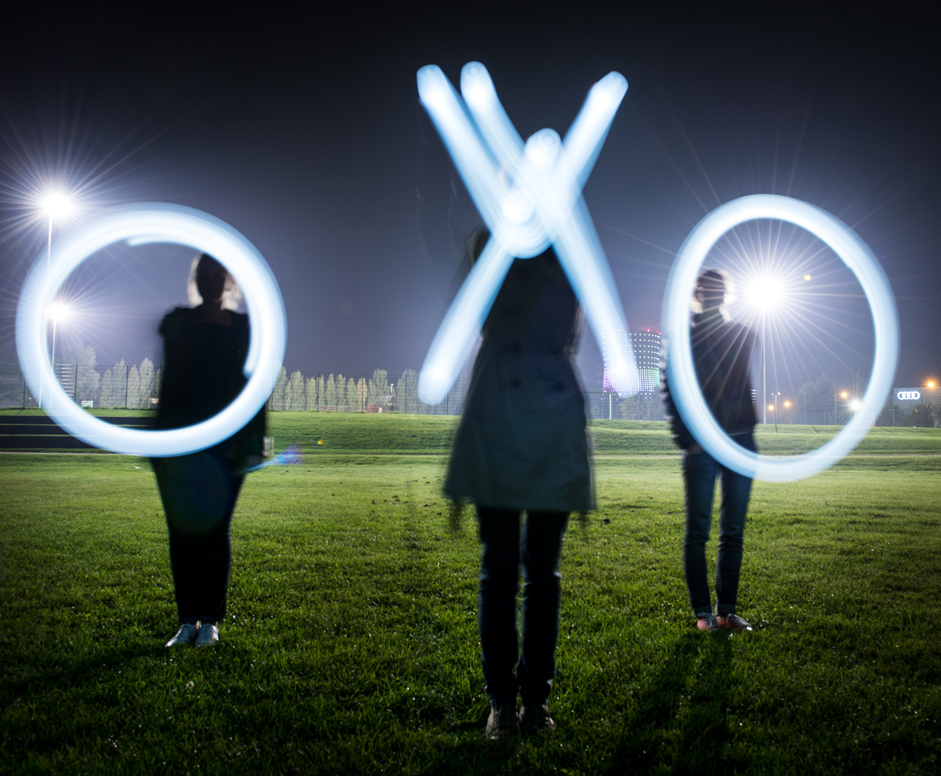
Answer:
[
  {"xmin": 16, "ymin": 203, "xmax": 286, "ymax": 457},
  {"xmin": 416, "ymin": 62, "xmax": 640, "ymax": 404},
  {"xmin": 744, "ymin": 273, "xmax": 788, "ymax": 312},
  {"xmin": 663, "ymin": 194, "xmax": 898, "ymax": 483}
]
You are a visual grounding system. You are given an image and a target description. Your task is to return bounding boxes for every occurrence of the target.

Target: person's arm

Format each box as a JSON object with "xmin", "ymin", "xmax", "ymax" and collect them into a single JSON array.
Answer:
[
  {"xmin": 238, "ymin": 313, "xmax": 269, "ymax": 465},
  {"xmin": 660, "ymin": 339, "xmax": 696, "ymax": 451}
]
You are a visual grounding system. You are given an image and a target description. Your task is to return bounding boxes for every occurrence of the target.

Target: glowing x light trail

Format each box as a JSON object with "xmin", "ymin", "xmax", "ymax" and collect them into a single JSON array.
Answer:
[
  {"xmin": 16, "ymin": 203, "xmax": 287, "ymax": 457},
  {"xmin": 416, "ymin": 62, "xmax": 640, "ymax": 405},
  {"xmin": 663, "ymin": 194, "xmax": 899, "ymax": 483}
]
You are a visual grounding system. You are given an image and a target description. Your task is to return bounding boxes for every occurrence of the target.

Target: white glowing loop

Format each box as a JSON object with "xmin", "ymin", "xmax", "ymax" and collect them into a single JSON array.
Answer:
[
  {"xmin": 16, "ymin": 203, "xmax": 287, "ymax": 457},
  {"xmin": 417, "ymin": 62, "xmax": 640, "ymax": 404},
  {"xmin": 663, "ymin": 194, "xmax": 899, "ymax": 482}
]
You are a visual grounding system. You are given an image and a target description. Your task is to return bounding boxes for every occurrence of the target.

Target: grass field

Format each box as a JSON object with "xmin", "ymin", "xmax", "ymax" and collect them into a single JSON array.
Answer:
[{"xmin": 1, "ymin": 413, "xmax": 940, "ymax": 774}]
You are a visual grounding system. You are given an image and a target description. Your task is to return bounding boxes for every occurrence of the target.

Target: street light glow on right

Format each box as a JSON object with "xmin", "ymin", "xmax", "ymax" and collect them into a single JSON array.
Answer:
[
  {"xmin": 742, "ymin": 272, "xmax": 789, "ymax": 313},
  {"xmin": 48, "ymin": 299, "xmax": 71, "ymax": 322},
  {"xmin": 41, "ymin": 190, "xmax": 74, "ymax": 221}
]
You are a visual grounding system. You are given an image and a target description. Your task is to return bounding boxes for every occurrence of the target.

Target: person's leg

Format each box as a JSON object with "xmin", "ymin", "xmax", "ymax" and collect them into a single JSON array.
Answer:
[
  {"xmin": 196, "ymin": 467, "xmax": 244, "ymax": 625},
  {"xmin": 683, "ymin": 450, "xmax": 719, "ymax": 617},
  {"xmin": 155, "ymin": 457, "xmax": 201, "ymax": 625},
  {"xmin": 518, "ymin": 511, "xmax": 568, "ymax": 708},
  {"xmin": 715, "ymin": 435, "xmax": 755, "ymax": 616},
  {"xmin": 477, "ymin": 507, "xmax": 522, "ymax": 705},
  {"xmin": 156, "ymin": 453, "xmax": 243, "ymax": 627}
]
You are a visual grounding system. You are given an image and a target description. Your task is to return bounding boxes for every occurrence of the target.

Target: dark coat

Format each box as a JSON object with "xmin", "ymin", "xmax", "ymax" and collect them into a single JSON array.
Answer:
[
  {"xmin": 661, "ymin": 309, "xmax": 757, "ymax": 450},
  {"xmin": 155, "ymin": 307, "xmax": 266, "ymax": 464},
  {"xmin": 444, "ymin": 251, "xmax": 593, "ymax": 512}
]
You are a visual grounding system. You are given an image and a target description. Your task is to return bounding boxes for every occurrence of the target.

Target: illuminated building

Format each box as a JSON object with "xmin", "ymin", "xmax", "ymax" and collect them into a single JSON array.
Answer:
[{"xmin": 602, "ymin": 329, "xmax": 661, "ymax": 394}]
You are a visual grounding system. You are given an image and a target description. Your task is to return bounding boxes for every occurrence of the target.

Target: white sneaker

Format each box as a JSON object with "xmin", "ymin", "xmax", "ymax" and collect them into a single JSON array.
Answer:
[
  {"xmin": 166, "ymin": 623, "xmax": 199, "ymax": 647},
  {"xmin": 195, "ymin": 622, "xmax": 219, "ymax": 647}
]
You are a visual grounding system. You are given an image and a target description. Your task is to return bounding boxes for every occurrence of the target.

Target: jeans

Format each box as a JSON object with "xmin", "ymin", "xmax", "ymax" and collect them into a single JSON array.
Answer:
[
  {"xmin": 476, "ymin": 507, "xmax": 568, "ymax": 706},
  {"xmin": 682, "ymin": 434, "xmax": 755, "ymax": 617},
  {"xmin": 153, "ymin": 451, "xmax": 244, "ymax": 625}
]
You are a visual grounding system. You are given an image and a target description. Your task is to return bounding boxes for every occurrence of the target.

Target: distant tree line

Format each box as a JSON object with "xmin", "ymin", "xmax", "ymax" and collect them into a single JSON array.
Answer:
[
  {"xmin": 1, "ymin": 346, "xmax": 934, "ymax": 425},
  {"xmin": 265, "ymin": 367, "xmax": 453, "ymax": 414},
  {"xmin": 0, "ymin": 342, "xmax": 162, "ymax": 410},
  {"xmin": 268, "ymin": 368, "xmax": 392, "ymax": 413}
]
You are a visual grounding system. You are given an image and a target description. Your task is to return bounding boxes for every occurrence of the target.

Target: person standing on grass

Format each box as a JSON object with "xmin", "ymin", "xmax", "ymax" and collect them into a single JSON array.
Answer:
[
  {"xmin": 660, "ymin": 268, "xmax": 757, "ymax": 633},
  {"xmin": 445, "ymin": 231, "xmax": 593, "ymax": 739},
  {"xmin": 153, "ymin": 254, "xmax": 267, "ymax": 648}
]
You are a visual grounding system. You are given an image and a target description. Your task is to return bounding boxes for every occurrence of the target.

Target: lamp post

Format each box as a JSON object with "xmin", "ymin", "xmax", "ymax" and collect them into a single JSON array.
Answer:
[
  {"xmin": 762, "ymin": 332, "xmax": 767, "ymax": 424},
  {"xmin": 36, "ymin": 191, "xmax": 74, "ymax": 409},
  {"xmin": 48, "ymin": 301, "xmax": 71, "ymax": 399},
  {"xmin": 923, "ymin": 379, "xmax": 937, "ymax": 428},
  {"xmin": 834, "ymin": 390, "xmax": 848, "ymax": 426}
]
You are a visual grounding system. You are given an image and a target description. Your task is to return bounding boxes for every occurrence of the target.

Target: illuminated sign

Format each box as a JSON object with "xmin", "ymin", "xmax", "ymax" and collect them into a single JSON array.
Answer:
[
  {"xmin": 896, "ymin": 390, "xmax": 921, "ymax": 401},
  {"xmin": 415, "ymin": 62, "xmax": 640, "ymax": 405}
]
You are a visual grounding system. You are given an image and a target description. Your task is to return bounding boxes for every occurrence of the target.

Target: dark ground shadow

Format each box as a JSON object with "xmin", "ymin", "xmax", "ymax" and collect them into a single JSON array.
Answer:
[{"xmin": 607, "ymin": 630, "xmax": 743, "ymax": 775}]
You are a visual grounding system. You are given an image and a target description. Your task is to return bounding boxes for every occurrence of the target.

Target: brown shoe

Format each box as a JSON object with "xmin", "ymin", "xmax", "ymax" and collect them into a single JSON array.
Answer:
[
  {"xmin": 520, "ymin": 704, "xmax": 555, "ymax": 733},
  {"xmin": 696, "ymin": 613, "xmax": 719, "ymax": 631},
  {"xmin": 716, "ymin": 613, "xmax": 752, "ymax": 631},
  {"xmin": 485, "ymin": 703, "xmax": 519, "ymax": 739}
]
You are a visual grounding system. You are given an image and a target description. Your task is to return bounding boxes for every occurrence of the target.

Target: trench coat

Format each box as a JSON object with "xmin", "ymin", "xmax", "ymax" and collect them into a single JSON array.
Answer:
[{"xmin": 444, "ymin": 250, "xmax": 594, "ymax": 512}]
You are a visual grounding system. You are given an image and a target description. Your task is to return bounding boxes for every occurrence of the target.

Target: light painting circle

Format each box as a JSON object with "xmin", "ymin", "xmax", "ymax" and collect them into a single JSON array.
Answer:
[
  {"xmin": 16, "ymin": 203, "xmax": 286, "ymax": 457},
  {"xmin": 663, "ymin": 194, "xmax": 898, "ymax": 483}
]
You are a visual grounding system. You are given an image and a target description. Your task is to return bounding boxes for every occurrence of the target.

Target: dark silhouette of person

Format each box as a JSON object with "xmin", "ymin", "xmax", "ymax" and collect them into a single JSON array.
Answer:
[
  {"xmin": 445, "ymin": 233, "xmax": 592, "ymax": 738},
  {"xmin": 661, "ymin": 268, "xmax": 757, "ymax": 632},
  {"xmin": 152, "ymin": 254, "xmax": 266, "ymax": 647}
]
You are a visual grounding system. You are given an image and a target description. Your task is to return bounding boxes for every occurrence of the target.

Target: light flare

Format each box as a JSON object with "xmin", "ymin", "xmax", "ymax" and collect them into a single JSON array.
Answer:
[
  {"xmin": 743, "ymin": 272, "xmax": 789, "ymax": 313},
  {"xmin": 238, "ymin": 444, "xmax": 303, "ymax": 474},
  {"xmin": 41, "ymin": 191, "xmax": 74, "ymax": 220},
  {"xmin": 48, "ymin": 300, "xmax": 72, "ymax": 322}
]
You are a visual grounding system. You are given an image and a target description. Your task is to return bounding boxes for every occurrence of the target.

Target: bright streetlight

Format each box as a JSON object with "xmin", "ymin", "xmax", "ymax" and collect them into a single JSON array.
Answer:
[
  {"xmin": 743, "ymin": 273, "xmax": 789, "ymax": 313},
  {"xmin": 41, "ymin": 191, "xmax": 74, "ymax": 221}
]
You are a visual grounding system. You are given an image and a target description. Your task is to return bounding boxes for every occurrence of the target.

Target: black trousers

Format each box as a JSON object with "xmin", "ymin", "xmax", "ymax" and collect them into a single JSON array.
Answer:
[
  {"xmin": 153, "ymin": 451, "xmax": 244, "ymax": 625},
  {"xmin": 682, "ymin": 433, "xmax": 755, "ymax": 617},
  {"xmin": 476, "ymin": 507, "xmax": 569, "ymax": 706}
]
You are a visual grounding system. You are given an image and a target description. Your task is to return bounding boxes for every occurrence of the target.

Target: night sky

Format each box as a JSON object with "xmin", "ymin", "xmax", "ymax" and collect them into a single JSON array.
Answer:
[{"xmin": 1, "ymin": 8, "xmax": 938, "ymax": 397}]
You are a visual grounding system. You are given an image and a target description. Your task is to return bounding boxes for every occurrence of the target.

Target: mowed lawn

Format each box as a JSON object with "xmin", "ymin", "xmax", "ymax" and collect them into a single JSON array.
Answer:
[{"xmin": 1, "ymin": 413, "xmax": 939, "ymax": 775}]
